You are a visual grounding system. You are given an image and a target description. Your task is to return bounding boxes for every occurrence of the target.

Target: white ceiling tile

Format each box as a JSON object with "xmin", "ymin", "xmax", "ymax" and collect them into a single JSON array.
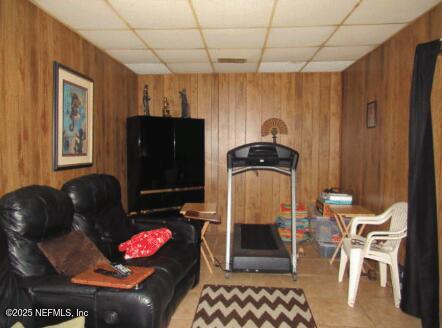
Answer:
[
  {"xmin": 209, "ymin": 49, "xmax": 261, "ymax": 63},
  {"xmin": 106, "ymin": 49, "xmax": 159, "ymax": 63},
  {"xmin": 267, "ymin": 26, "xmax": 335, "ymax": 48},
  {"xmin": 346, "ymin": 0, "xmax": 441, "ymax": 25},
  {"xmin": 109, "ymin": 0, "xmax": 196, "ymax": 28},
  {"xmin": 137, "ymin": 29, "xmax": 204, "ymax": 49},
  {"xmin": 168, "ymin": 63, "xmax": 213, "ymax": 73},
  {"xmin": 156, "ymin": 49, "xmax": 208, "ymax": 63},
  {"xmin": 193, "ymin": 0, "xmax": 274, "ymax": 28},
  {"xmin": 78, "ymin": 30, "xmax": 145, "ymax": 49},
  {"xmin": 125, "ymin": 63, "xmax": 171, "ymax": 74},
  {"xmin": 273, "ymin": 0, "xmax": 358, "ymax": 27},
  {"xmin": 314, "ymin": 46, "xmax": 375, "ymax": 61},
  {"xmin": 327, "ymin": 25, "xmax": 405, "ymax": 46},
  {"xmin": 204, "ymin": 29, "xmax": 266, "ymax": 48},
  {"xmin": 33, "ymin": 0, "xmax": 126, "ymax": 29},
  {"xmin": 214, "ymin": 63, "xmax": 257, "ymax": 73},
  {"xmin": 259, "ymin": 62, "xmax": 305, "ymax": 73},
  {"xmin": 262, "ymin": 47, "xmax": 317, "ymax": 62},
  {"xmin": 303, "ymin": 61, "xmax": 353, "ymax": 72}
]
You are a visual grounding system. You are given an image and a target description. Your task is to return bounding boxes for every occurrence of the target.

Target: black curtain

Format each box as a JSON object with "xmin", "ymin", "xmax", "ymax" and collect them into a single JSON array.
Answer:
[{"xmin": 401, "ymin": 39, "xmax": 440, "ymax": 327}]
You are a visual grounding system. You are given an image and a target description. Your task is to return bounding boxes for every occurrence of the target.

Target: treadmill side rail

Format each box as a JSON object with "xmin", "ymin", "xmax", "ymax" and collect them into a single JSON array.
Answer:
[{"xmin": 225, "ymin": 168, "xmax": 233, "ymax": 272}]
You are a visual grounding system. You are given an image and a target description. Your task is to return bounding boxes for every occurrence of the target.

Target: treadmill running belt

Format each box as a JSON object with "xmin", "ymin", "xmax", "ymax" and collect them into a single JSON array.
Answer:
[{"xmin": 240, "ymin": 224, "xmax": 278, "ymax": 250}]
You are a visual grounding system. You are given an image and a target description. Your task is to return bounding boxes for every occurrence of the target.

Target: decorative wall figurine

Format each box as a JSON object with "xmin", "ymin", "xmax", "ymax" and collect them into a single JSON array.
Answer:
[
  {"xmin": 162, "ymin": 97, "xmax": 171, "ymax": 117},
  {"xmin": 261, "ymin": 118, "xmax": 288, "ymax": 143},
  {"xmin": 143, "ymin": 84, "xmax": 151, "ymax": 116},
  {"xmin": 179, "ymin": 89, "xmax": 190, "ymax": 118}
]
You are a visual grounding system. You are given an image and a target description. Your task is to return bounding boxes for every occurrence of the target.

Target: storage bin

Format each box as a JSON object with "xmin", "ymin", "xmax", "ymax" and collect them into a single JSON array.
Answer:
[
  {"xmin": 311, "ymin": 217, "xmax": 341, "ymax": 244},
  {"xmin": 315, "ymin": 241, "xmax": 338, "ymax": 258}
]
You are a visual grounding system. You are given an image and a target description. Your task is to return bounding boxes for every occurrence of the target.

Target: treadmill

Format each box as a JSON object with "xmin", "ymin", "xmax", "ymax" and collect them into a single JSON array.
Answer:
[{"xmin": 225, "ymin": 142, "xmax": 299, "ymax": 280}]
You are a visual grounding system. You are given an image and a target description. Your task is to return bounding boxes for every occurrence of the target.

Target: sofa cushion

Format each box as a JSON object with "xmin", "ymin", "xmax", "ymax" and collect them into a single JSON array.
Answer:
[
  {"xmin": 0, "ymin": 228, "xmax": 34, "ymax": 328},
  {"xmin": 62, "ymin": 174, "xmax": 133, "ymax": 246},
  {"xmin": 126, "ymin": 240, "xmax": 198, "ymax": 286},
  {"xmin": 0, "ymin": 185, "xmax": 74, "ymax": 277},
  {"xmin": 38, "ymin": 230, "xmax": 109, "ymax": 277}
]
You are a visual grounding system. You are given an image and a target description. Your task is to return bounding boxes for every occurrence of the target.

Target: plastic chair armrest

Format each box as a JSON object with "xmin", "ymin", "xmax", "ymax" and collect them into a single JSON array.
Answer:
[{"xmin": 350, "ymin": 215, "xmax": 387, "ymax": 234}]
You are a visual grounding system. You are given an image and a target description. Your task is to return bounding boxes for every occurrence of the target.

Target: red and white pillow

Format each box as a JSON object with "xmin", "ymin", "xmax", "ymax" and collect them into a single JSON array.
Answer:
[{"xmin": 118, "ymin": 228, "xmax": 172, "ymax": 260}]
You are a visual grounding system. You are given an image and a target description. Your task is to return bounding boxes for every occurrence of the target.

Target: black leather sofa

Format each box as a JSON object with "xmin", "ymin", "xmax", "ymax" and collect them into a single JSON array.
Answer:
[{"xmin": 0, "ymin": 180, "xmax": 200, "ymax": 328}]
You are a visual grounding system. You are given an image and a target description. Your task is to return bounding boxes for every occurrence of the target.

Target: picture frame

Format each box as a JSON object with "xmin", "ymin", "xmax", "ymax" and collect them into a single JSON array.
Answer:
[
  {"xmin": 53, "ymin": 62, "xmax": 94, "ymax": 170},
  {"xmin": 366, "ymin": 101, "xmax": 377, "ymax": 128}
]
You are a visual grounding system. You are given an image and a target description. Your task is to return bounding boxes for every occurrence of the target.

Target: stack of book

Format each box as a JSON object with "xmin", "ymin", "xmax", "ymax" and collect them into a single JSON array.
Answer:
[
  {"xmin": 316, "ymin": 192, "xmax": 353, "ymax": 216},
  {"xmin": 319, "ymin": 192, "xmax": 353, "ymax": 205}
]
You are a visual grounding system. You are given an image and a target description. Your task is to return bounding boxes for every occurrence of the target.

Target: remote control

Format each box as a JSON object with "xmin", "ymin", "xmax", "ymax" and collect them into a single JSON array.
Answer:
[
  {"xmin": 110, "ymin": 263, "xmax": 132, "ymax": 276},
  {"xmin": 94, "ymin": 268, "xmax": 127, "ymax": 279}
]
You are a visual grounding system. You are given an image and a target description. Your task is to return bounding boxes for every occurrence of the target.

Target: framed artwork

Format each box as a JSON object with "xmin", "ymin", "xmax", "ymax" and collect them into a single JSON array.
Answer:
[
  {"xmin": 53, "ymin": 62, "xmax": 94, "ymax": 170},
  {"xmin": 366, "ymin": 101, "xmax": 377, "ymax": 128}
]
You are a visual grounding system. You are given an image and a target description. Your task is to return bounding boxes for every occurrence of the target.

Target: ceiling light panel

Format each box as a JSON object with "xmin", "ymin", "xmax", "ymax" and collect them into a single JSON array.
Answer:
[
  {"xmin": 262, "ymin": 47, "xmax": 317, "ymax": 62},
  {"xmin": 204, "ymin": 29, "xmax": 266, "ymax": 48},
  {"xmin": 209, "ymin": 49, "xmax": 261, "ymax": 63},
  {"xmin": 33, "ymin": 0, "xmax": 126, "ymax": 29},
  {"xmin": 273, "ymin": 0, "xmax": 358, "ymax": 27},
  {"xmin": 137, "ymin": 30, "xmax": 204, "ymax": 49},
  {"xmin": 79, "ymin": 30, "xmax": 145, "ymax": 49},
  {"xmin": 214, "ymin": 63, "xmax": 257, "ymax": 73},
  {"xmin": 106, "ymin": 49, "xmax": 159, "ymax": 63},
  {"xmin": 168, "ymin": 63, "xmax": 213, "ymax": 73},
  {"xmin": 192, "ymin": 0, "xmax": 274, "ymax": 28},
  {"xmin": 126, "ymin": 63, "xmax": 171, "ymax": 74},
  {"xmin": 346, "ymin": 0, "xmax": 441, "ymax": 25},
  {"xmin": 109, "ymin": 0, "xmax": 196, "ymax": 29},
  {"xmin": 259, "ymin": 62, "xmax": 305, "ymax": 73},
  {"xmin": 327, "ymin": 25, "xmax": 405, "ymax": 46},
  {"xmin": 303, "ymin": 61, "xmax": 354, "ymax": 72},
  {"xmin": 156, "ymin": 49, "xmax": 208, "ymax": 63},
  {"xmin": 267, "ymin": 26, "xmax": 335, "ymax": 48},
  {"xmin": 314, "ymin": 46, "xmax": 375, "ymax": 61}
]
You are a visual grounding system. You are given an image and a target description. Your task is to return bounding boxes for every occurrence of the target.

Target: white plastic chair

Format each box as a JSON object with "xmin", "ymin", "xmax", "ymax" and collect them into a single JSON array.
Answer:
[{"xmin": 338, "ymin": 202, "xmax": 408, "ymax": 307}]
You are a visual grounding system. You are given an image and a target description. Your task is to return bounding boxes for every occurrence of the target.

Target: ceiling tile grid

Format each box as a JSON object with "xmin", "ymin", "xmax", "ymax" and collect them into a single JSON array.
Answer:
[
  {"xmin": 31, "ymin": 0, "xmax": 441, "ymax": 74},
  {"xmin": 259, "ymin": 61, "xmax": 305, "ymax": 73},
  {"xmin": 203, "ymin": 29, "xmax": 267, "ymax": 49},
  {"xmin": 106, "ymin": 49, "xmax": 160, "ymax": 64},
  {"xmin": 108, "ymin": 0, "xmax": 196, "ymax": 29}
]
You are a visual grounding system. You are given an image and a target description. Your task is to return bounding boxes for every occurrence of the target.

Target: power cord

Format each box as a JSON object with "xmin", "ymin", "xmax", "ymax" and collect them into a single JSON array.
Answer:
[{"xmin": 213, "ymin": 256, "xmax": 228, "ymax": 272}]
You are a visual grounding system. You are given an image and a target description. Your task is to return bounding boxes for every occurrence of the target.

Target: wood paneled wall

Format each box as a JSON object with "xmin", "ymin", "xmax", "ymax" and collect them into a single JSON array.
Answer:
[
  {"xmin": 0, "ymin": 0, "xmax": 137, "ymax": 206},
  {"xmin": 137, "ymin": 73, "xmax": 342, "ymax": 228},
  {"xmin": 341, "ymin": 4, "xmax": 442, "ymax": 271},
  {"xmin": 341, "ymin": 3, "xmax": 442, "ymax": 214}
]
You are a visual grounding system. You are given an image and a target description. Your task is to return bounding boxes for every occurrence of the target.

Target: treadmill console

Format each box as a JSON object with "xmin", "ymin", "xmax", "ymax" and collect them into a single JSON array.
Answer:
[{"xmin": 227, "ymin": 142, "xmax": 299, "ymax": 170}]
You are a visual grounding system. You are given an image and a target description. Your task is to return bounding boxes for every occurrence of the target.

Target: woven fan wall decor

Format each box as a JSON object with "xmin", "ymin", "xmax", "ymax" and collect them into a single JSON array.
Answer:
[{"xmin": 261, "ymin": 118, "xmax": 288, "ymax": 143}]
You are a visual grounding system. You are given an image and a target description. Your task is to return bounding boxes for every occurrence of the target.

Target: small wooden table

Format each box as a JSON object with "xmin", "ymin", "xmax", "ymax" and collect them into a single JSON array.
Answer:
[
  {"xmin": 71, "ymin": 263, "xmax": 155, "ymax": 289},
  {"xmin": 329, "ymin": 205, "xmax": 375, "ymax": 264},
  {"xmin": 180, "ymin": 203, "xmax": 220, "ymax": 273}
]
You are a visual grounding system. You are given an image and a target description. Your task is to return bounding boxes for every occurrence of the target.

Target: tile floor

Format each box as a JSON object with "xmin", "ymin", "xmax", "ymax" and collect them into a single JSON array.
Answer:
[{"xmin": 169, "ymin": 232, "xmax": 420, "ymax": 328}]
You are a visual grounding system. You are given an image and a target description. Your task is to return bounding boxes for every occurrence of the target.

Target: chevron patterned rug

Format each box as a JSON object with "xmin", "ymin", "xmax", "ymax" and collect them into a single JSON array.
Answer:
[{"xmin": 191, "ymin": 284, "xmax": 317, "ymax": 328}]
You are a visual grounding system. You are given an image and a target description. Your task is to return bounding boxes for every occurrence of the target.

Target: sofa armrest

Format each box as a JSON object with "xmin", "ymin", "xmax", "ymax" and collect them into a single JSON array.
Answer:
[
  {"xmin": 20, "ymin": 273, "xmax": 172, "ymax": 328},
  {"xmin": 130, "ymin": 215, "xmax": 202, "ymax": 245}
]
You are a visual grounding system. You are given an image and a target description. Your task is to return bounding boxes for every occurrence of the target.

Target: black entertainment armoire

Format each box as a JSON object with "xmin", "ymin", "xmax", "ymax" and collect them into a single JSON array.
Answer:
[{"xmin": 127, "ymin": 116, "xmax": 205, "ymax": 213}]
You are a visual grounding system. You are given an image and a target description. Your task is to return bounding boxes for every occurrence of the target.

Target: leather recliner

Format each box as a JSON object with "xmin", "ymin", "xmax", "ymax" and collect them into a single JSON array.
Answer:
[
  {"xmin": 0, "ymin": 184, "xmax": 199, "ymax": 328},
  {"xmin": 61, "ymin": 174, "xmax": 201, "ymax": 326}
]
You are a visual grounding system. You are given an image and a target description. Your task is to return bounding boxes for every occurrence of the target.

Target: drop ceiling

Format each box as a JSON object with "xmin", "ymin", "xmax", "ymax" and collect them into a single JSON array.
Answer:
[{"xmin": 30, "ymin": 0, "xmax": 441, "ymax": 74}]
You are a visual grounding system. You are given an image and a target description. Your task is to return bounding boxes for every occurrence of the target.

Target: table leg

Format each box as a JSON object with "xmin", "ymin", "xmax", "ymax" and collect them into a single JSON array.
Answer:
[
  {"xmin": 330, "ymin": 214, "xmax": 350, "ymax": 264},
  {"xmin": 200, "ymin": 221, "xmax": 215, "ymax": 273},
  {"xmin": 201, "ymin": 247, "xmax": 213, "ymax": 274}
]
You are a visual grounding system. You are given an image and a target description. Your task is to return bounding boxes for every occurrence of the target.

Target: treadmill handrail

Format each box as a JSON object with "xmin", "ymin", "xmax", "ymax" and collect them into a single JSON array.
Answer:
[{"xmin": 232, "ymin": 166, "xmax": 292, "ymax": 176}]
